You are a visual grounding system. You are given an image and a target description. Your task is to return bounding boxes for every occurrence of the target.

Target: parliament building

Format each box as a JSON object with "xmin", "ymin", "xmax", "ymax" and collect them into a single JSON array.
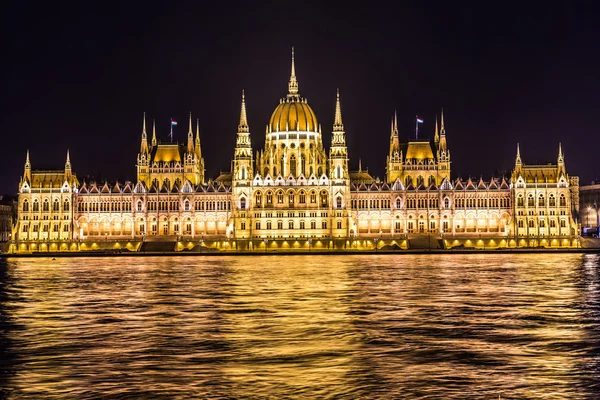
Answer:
[{"xmin": 10, "ymin": 50, "xmax": 581, "ymax": 253}]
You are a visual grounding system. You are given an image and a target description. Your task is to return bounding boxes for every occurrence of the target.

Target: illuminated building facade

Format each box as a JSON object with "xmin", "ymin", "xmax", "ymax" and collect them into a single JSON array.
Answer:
[
  {"xmin": 580, "ymin": 182, "xmax": 600, "ymax": 236},
  {"xmin": 11, "ymin": 50, "xmax": 581, "ymax": 252}
]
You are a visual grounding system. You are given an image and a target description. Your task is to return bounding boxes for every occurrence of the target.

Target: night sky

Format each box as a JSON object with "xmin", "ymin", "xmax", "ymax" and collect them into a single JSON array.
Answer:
[{"xmin": 2, "ymin": 2, "xmax": 599, "ymax": 195}]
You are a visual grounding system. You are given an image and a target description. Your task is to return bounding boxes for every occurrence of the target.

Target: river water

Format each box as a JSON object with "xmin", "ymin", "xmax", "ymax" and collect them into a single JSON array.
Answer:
[{"xmin": 0, "ymin": 254, "xmax": 599, "ymax": 399}]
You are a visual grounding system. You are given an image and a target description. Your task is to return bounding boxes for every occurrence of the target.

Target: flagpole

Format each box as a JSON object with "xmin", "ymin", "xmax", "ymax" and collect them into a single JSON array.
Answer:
[{"xmin": 415, "ymin": 115, "xmax": 418, "ymax": 140}]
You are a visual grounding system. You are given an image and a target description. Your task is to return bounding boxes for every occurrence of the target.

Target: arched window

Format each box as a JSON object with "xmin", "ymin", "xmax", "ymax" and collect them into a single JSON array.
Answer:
[
  {"xmin": 336, "ymin": 197, "xmax": 342, "ymax": 208},
  {"xmin": 518, "ymin": 219, "xmax": 524, "ymax": 228},
  {"xmin": 405, "ymin": 176, "xmax": 413, "ymax": 187},
  {"xmin": 33, "ymin": 200, "xmax": 39, "ymax": 212},
  {"xmin": 184, "ymin": 200, "xmax": 190, "ymax": 211},
  {"xmin": 174, "ymin": 178, "xmax": 182, "ymax": 188},
  {"xmin": 255, "ymin": 192, "xmax": 262, "ymax": 205},
  {"xmin": 239, "ymin": 166, "xmax": 247, "ymax": 180},
  {"xmin": 310, "ymin": 191, "xmax": 317, "ymax": 203},
  {"xmin": 288, "ymin": 192, "xmax": 294, "ymax": 204},
  {"xmin": 517, "ymin": 195, "xmax": 524, "ymax": 207},
  {"xmin": 63, "ymin": 200, "xmax": 69, "ymax": 211},
  {"xmin": 266, "ymin": 191, "xmax": 273, "ymax": 204},
  {"xmin": 444, "ymin": 198, "xmax": 450, "ymax": 208},
  {"xmin": 137, "ymin": 200, "xmax": 143, "ymax": 211},
  {"xmin": 53, "ymin": 199, "xmax": 59, "ymax": 211},
  {"xmin": 43, "ymin": 199, "xmax": 49, "ymax": 212},
  {"xmin": 417, "ymin": 176, "xmax": 424, "ymax": 186},
  {"xmin": 289, "ymin": 220, "xmax": 294, "ymax": 229},
  {"xmin": 559, "ymin": 194, "xmax": 566, "ymax": 207},
  {"xmin": 23, "ymin": 200, "xmax": 29, "ymax": 212},
  {"xmin": 277, "ymin": 191, "xmax": 284, "ymax": 203},
  {"xmin": 240, "ymin": 197, "xmax": 246, "ymax": 209},
  {"xmin": 152, "ymin": 178, "xmax": 159, "ymax": 188},
  {"xmin": 528, "ymin": 194, "xmax": 534, "ymax": 207},
  {"xmin": 538, "ymin": 195, "xmax": 545, "ymax": 207},
  {"xmin": 549, "ymin": 195, "xmax": 556, "ymax": 207},
  {"xmin": 299, "ymin": 191, "xmax": 306, "ymax": 204},
  {"xmin": 428, "ymin": 176, "xmax": 435, "ymax": 186},
  {"xmin": 396, "ymin": 198, "xmax": 402, "ymax": 209},
  {"xmin": 290, "ymin": 155, "xmax": 296, "ymax": 176},
  {"xmin": 336, "ymin": 165, "xmax": 342, "ymax": 179},
  {"xmin": 320, "ymin": 191, "xmax": 328, "ymax": 206}
]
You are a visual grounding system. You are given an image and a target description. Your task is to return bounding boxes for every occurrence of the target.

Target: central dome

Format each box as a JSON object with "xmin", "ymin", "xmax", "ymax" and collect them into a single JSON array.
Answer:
[{"xmin": 269, "ymin": 97, "xmax": 318, "ymax": 132}]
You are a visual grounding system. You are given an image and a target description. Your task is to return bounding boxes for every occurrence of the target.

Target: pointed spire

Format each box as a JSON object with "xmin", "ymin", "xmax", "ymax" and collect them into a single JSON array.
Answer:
[
  {"xmin": 142, "ymin": 112, "xmax": 147, "ymax": 136},
  {"xmin": 23, "ymin": 150, "xmax": 31, "ymax": 182},
  {"xmin": 358, "ymin": 158, "xmax": 362, "ymax": 172},
  {"xmin": 195, "ymin": 118, "xmax": 202, "ymax": 161},
  {"xmin": 434, "ymin": 115, "xmax": 439, "ymax": 142},
  {"xmin": 516, "ymin": 143, "xmax": 522, "ymax": 165},
  {"xmin": 238, "ymin": 90, "xmax": 249, "ymax": 132},
  {"xmin": 152, "ymin": 119, "xmax": 157, "ymax": 147},
  {"xmin": 558, "ymin": 142, "xmax": 564, "ymax": 163},
  {"xmin": 187, "ymin": 112, "xmax": 194, "ymax": 153},
  {"xmin": 65, "ymin": 149, "xmax": 71, "ymax": 168},
  {"xmin": 140, "ymin": 112, "xmax": 149, "ymax": 154},
  {"xmin": 195, "ymin": 119, "xmax": 200, "ymax": 146},
  {"xmin": 333, "ymin": 88, "xmax": 344, "ymax": 131},
  {"xmin": 440, "ymin": 108, "xmax": 445, "ymax": 135},
  {"xmin": 393, "ymin": 110, "xmax": 398, "ymax": 135},
  {"xmin": 288, "ymin": 47, "xmax": 299, "ymax": 95}
]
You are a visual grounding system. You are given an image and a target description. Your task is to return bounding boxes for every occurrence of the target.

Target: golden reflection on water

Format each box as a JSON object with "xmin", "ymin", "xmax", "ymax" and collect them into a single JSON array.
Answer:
[{"xmin": 0, "ymin": 254, "xmax": 599, "ymax": 399}]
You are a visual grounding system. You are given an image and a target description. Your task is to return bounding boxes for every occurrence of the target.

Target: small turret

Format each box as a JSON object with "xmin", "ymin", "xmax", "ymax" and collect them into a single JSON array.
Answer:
[
  {"xmin": 24, "ymin": 150, "xmax": 31, "ymax": 183},
  {"xmin": 187, "ymin": 112, "xmax": 194, "ymax": 154},
  {"xmin": 151, "ymin": 119, "xmax": 157, "ymax": 147},
  {"xmin": 65, "ymin": 149, "xmax": 72, "ymax": 181},
  {"xmin": 140, "ymin": 113, "xmax": 149, "ymax": 154}
]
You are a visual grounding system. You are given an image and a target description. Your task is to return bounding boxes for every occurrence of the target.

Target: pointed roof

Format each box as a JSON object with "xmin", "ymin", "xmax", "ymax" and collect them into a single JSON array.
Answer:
[
  {"xmin": 288, "ymin": 47, "xmax": 298, "ymax": 95},
  {"xmin": 333, "ymin": 88, "xmax": 343, "ymax": 131},
  {"xmin": 238, "ymin": 90, "xmax": 249, "ymax": 133},
  {"xmin": 152, "ymin": 119, "xmax": 157, "ymax": 146}
]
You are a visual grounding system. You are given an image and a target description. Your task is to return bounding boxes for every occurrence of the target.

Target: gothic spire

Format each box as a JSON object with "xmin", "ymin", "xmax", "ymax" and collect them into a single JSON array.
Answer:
[
  {"xmin": 238, "ymin": 90, "xmax": 249, "ymax": 133},
  {"xmin": 140, "ymin": 112, "xmax": 149, "ymax": 154},
  {"xmin": 434, "ymin": 115, "xmax": 439, "ymax": 142},
  {"xmin": 440, "ymin": 108, "xmax": 446, "ymax": 135},
  {"xmin": 65, "ymin": 149, "xmax": 71, "ymax": 169},
  {"xmin": 516, "ymin": 143, "xmax": 522, "ymax": 165},
  {"xmin": 25, "ymin": 149, "xmax": 30, "ymax": 169},
  {"xmin": 187, "ymin": 112, "xmax": 194, "ymax": 153},
  {"xmin": 288, "ymin": 47, "xmax": 299, "ymax": 96},
  {"xmin": 558, "ymin": 142, "xmax": 564, "ymax": 163},
  {"xmin": 333, "ymin": 88, "xmax": 344, "ymax": 131},
  {"xmin": 152, "ymin": 119, "xmax": 157, "ymax": 147}
]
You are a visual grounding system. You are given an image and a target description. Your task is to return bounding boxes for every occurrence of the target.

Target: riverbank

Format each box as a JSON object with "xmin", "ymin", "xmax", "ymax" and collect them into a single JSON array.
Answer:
[{"xmin": 2, "ymin": 247, "xmax": 600, "ymax": 258}]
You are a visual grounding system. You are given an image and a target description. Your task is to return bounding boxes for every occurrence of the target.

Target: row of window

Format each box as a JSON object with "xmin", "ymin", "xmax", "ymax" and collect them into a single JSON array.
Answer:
[
  {"xmin": 22, "ymin": 224, "xmax": 70, "ymax": 232},
  {"xmin": 517, "ymin": 194, "xmax": 566, "ymax": 207},
  {"xmin": 22, "ymin": 199, "xmax": 70, "ymax": 212},
  {"xmin": 517, "ymin": 219, "xmax": 567, "ymax": 228},
  {"xmin": 248, "ymin": 220, "xmax": 333, "ymax": 230}
]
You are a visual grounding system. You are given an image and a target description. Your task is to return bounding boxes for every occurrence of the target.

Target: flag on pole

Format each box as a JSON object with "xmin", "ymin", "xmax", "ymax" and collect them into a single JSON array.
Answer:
[
  {"xmin": 171, "ymin": 119, "xmax": 178, "ymax": 126},
  {"xmin": 416, "ymin": 117, "xmax": 424, "ymax": 124}
]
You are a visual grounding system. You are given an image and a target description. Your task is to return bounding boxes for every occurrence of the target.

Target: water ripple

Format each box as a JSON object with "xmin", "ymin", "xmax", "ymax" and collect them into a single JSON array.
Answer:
[{"xmin": 0, "ymin": 254, "xmax": 599, "ymax": 399}]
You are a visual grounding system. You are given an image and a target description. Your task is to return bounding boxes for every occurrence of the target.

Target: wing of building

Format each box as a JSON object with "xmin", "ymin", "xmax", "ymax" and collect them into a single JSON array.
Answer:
[{"xmin": 10, "ymin": 50, "xmax": 581, "ymax": 253}]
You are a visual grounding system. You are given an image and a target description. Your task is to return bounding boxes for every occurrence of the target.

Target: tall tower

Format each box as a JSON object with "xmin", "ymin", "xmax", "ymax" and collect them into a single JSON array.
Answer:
[
  {"xmin": 195, "ymin": 119, "xmax": 205, "ymax": 185},
  {"xmin": 436, "ymin": 108, "xmax": 450, "ymax": 177},
  {"xmin": 23, "ymin": 150, "xmax": 31, "ymax": 183},
  {"xmin": 233, "ymin": 90, "xmax": 253, "ymax": 183},
  {"xmin": 386, "ymin": 111, "xmax": 402, "ymax": 183},
  {"xmin": 329, "ymin": 89, "xmax": 348, "ymax": 182},
  {"xmin": 64, "ymin": 149, "xmax": 72, "ymax": 182},
  {"xmin": 137, "ymin": 113, "xmax": 151, "ymax": 184}
]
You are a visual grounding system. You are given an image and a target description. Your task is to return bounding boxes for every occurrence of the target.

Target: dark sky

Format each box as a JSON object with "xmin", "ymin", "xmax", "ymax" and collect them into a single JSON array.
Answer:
[{"xmin": 2, "ymin": 2, "xmax": 599, "ymax": 194}]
